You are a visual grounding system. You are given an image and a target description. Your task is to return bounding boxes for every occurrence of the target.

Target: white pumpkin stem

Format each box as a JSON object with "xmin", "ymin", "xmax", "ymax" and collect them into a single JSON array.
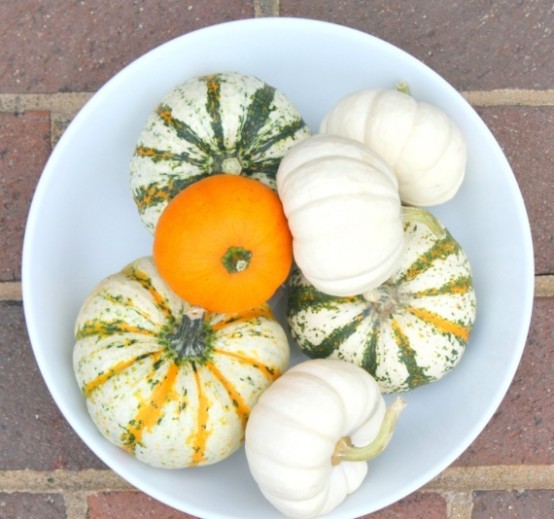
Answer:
[
  {"xmin": 331, "ymin": 396, "xmax": 407, "ymax": 465},
  {"xmin": 401, "ymin": 206, "xmax": 446, "ymax": 238}
]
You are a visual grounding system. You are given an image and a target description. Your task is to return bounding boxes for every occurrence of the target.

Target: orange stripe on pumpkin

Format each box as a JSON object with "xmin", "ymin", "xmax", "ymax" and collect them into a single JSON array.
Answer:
[
  {"xmin": 189, "ymin": 366, "xmax": 211, "ymax": 466},
  {"xmin": 209, "ymin": 305, "xmax": 274, "ymax": 332},
  {"xmin": 122, "ymin": 356, "xmax": 179, "ymax": 452},
  {"xmin": 122, "ymin": 265, "xmax": 174, "ymax": 321},
  {"xmin": 212, "ymin": 348, "xmax": 281, "ymax": 381},
  {"xmin": 406, "ymin": 307, "xmax": 471, "ymax": 342}
]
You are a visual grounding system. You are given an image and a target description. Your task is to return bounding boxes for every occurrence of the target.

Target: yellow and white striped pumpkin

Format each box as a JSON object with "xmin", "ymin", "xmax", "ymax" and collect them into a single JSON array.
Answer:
[
  {"xmin": 286, "ymin": 210, "xmax": 476, "ymax": 393},
  {"xmin": 73, "ymin": 257, "xmax": 290, "ymax": 468},
  {"xmin": 129, "ymin": 71, "xmax": 311, "ymax": 232}
]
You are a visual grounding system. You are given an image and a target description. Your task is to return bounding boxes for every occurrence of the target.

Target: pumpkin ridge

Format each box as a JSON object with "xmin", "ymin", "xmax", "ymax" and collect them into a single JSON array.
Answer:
[
  {"xmin": 245, "ymin": 117, "xmax": 311, "ymax": 158},
  {"xmin": 209, "ymin": 306, "xmax": 275, "ymax": 333},
  {"xmin": 82, "ymin": 351, "xmax": 157, "ymax": 397},
  {"xmin": 360, "ymin": 325, "xmax": 380, "ymax": 377},
  {"xmin": 213, "ymin": 348, "xmax": 281, "ymax": 381},
  {"xmin": 121, "ymin": 358, "xmax": 179, "ymax": 452},
  {"xmin": 405, "ymin": 306, "xmax": 472, "ymax": 342},
  {"xmin": 122, "ymin": 264, "xmax": 175, "ymax": 322},
  {"xmin": 398, "ymin": 233, "xmax": 460, "ymax": 283},
  {"xmin": 101, "ymin": 293, "xmax": 156, "ymax": 325},
  {"xmin": 156, "ymin": 104, "xmax": 213, "ymax": 156},
  {"xmin": 76, "ymin": 319, "xmax": 157, "ymax": 340},
  {"xmin": 410, "ymin": 275, "xmax": 473, "ymax": 298},
  {"xmin": 302, "ymin": 310, "xmax": 369, "ymax": 358},
  {"xmin": 132, "ymin": 174, "xmax": 209, "ymax": 214},
  {"xmin": 390, "ymin": 319, "xmax": 431, "ymax": 389},
  {"xmin": 239, "ymin": 83, "xmax": 277, "ymax": 149},
  {"xmin": 204, "ymin": 75, "xmax": 226, "ymax": 155},
  {"xmin": 205, "ymin": 360, "xmax": 250, "ymax": 431}
]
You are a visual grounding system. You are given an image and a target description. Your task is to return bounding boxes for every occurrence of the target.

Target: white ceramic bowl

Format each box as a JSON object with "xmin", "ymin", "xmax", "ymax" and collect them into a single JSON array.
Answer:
[{"xmin": 23, "ymin": 18, "xmax": 534, "ymax": 519}]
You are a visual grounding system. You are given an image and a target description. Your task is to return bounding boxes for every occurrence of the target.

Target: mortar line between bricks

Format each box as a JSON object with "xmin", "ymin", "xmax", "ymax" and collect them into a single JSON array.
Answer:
[
  {"xmin": 423, "ymin": 465, "xmax": 554, "ymax": 492},
  {"xmin": 1, "ymin": 465, "xmax": 553, "ymax": 494},
  {"xmin": 253, "ymin": 0, "xmax": 279, "ymax": 17},
  {"xmin": 1, "ymin": 89, "xmax": 554, "ymax": 114}
]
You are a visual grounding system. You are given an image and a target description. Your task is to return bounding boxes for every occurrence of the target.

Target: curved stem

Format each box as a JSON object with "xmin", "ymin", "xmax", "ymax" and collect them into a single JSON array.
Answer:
[
  {"xmin": 401, "ymin": 206, "xmax": 446, "ymax": 238},
  {"xmin": 332, "ymin": 397, "xmax": 407, "ymax": 465}
]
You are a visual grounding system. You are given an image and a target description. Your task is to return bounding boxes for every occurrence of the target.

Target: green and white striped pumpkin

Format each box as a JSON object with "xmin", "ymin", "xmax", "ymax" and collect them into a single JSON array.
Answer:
[
  {"xmin": 73, "ymin": 257, "xmax": 290, "ymax": 468},
  {"xmin": 129, "ymin": 71, "xmax": 312, "ymax": 232},
  {"xmin": 286, "ymin": 210, "xmax": 476, "ymax": 393}
]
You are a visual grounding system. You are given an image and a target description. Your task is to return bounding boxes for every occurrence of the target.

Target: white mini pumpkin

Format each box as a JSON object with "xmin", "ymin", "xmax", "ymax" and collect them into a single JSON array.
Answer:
[
  {"xmin": 320, "ymin": 85, "xmax": 467, "ymax": 206},
  {"xmin": 276, "ymin": 134, "xmax": 404, "ymax": 297}
]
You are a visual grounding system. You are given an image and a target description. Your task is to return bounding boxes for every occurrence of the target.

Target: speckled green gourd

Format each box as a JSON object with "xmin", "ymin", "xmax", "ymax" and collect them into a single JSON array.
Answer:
[
  {"xmin": 73, "ymin": 257, "xmax": 290, "ymax": 468},
  {"xmin": 129, "ymin": 72, "xmax": 311, "ymax": 232},
  {"xmin": 286, "ymin": 209, "xmax": 477, "ymax": 393}
]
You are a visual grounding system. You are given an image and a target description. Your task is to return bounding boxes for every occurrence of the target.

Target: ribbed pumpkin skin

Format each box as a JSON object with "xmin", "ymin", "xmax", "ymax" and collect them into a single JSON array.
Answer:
[
  {"xmin": 129, "ymin": 72, "xmax": 312, "ymax": 232},
  {"xmin": 73, "ymin": 257, "xmax": 290, "ymax": 468},
  {"xmin": 287, "ymin": 211, "xmax": 476, "ymax": 393}
]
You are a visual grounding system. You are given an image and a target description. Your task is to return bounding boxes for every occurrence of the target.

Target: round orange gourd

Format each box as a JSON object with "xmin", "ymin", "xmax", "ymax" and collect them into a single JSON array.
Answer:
[{"xmin": 153, "ymin": 174, "xmax": 293, "ymax": 313}]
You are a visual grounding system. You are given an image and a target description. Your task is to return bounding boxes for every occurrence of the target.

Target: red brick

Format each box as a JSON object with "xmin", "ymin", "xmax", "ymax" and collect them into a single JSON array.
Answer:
[
  {"xmin": 472, "ymin": 489, "xmax": 554, "ymax": 519},
  {"xmin": 0, "ymin": 301, "xmax": 105, "ymax": 470},
  {"xmin": 280, "ymin": 1, "xmax": 554, "ymax": 90},
  {"xmin": 0, "ymin": 112, "xmax": 50, "ymax": 281},
  {"xmin": 455, "ymin": 298, "xmax": 554, "ymax": 465},
  {"xmin": 358, "ymin": 492, "xmax": 447, "ymax": 519},
  {"xmin": 476, "ymin": 106, "xmax": 554, "ymax": 276},
  {"xmin": 0, "ymin": 492, "xmax": 65, "ymax": 519},
  {"xmin": 87, "ymin": 491, "xmax": 198, "ymax": 519},
  {"xmin": 0, "ymin": 1, "xmax": 254, "ymax": 93}
]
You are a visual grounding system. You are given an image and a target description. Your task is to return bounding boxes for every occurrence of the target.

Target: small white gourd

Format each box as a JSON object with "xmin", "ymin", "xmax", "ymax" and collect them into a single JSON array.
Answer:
[
  {"xmin": 276, "ymin": 134, "xmax": 404, "ymax": 297},
  {"xmin": 245, "ymin": 358, "xmax": 406, "ymax": 519},
  {"xmin": 320, "ymin": 84, "xmax": 467, "ymax": 206}
]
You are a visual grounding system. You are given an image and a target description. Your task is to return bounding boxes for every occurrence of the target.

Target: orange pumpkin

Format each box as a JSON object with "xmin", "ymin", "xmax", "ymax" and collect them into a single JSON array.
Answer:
[{"xmin": 153, "ymin": 174, "xmax": 293, "ymax": 313}]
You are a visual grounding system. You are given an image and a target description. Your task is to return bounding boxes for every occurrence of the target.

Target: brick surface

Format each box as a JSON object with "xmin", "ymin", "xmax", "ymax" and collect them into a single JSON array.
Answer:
[
  {"xmin": 280, "ymin": 0, "xmax": 554, "ymax": 90},
  {"xmin": 0, "ymin": 492, "xmax": 65, "ymax": 519},
  {"xmin": 476, "ymin": 106, "xmax": 554, "ymax": 275},
  {"xmin": 0, "ymin": 301, "xmax": 105, "ymax": 470},
  {"xmin": 0, "ymin": 111, "xmax": 50, "ymax": 282},
  {"xmin": 472, "ymin": 489, "xmax": 554, "ymax": 519},
  {"xmin": 0, "ymin": 0, "xmax": 254, "ymax": 93},
  {"xmin": 87, "ymin": 492, "xmax": 197, "ymax": 519},
  {"xmin": 455, "ymin": 298, "xmax": 554, "ymax": 465},
  {"xmin": 359, "ymin": 492, "xmax": 447, "ymax": 518}
]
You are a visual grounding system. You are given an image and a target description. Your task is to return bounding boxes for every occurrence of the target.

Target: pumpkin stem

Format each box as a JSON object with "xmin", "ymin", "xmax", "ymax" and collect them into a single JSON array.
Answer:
[
  {"xmin": 220, "ymin": 156, "xmax": 242, "ymax": 174},
  {"xmin": 222, "ymin": 246, "xmax": 253, "ymax": 274},
  {"xmin": 396, "ymin": 81, "xmax": 411, "ymax": 95},
  {"xmin": 331, "ymin": 396, "xmax": 406, "ymax": 465},
  {"xmin": 401, "ymin": 206, "xmax": 446, "ymax": 238},
  {"xmin": 167, "ymin": 307, "xmax": 210, "ymax": 359}
]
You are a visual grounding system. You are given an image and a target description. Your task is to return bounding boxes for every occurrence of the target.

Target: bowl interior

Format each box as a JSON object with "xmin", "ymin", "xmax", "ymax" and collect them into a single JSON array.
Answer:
[{"xmin": 22, "ymin": 17, "xmax": 534, "ymax": 519}]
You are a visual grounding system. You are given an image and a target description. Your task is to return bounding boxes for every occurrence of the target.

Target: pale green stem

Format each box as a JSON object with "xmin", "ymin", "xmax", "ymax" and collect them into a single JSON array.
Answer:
[
  {"xmin": 401, "ymin": 206, "xmax": 446, "ymax": 238},
  {"xmin": 332, "ymin": 397, "xmax": 407, "ymax": 465},
  {"xmin": 396, "ymin": 81, "xmax": 411, "ymax": 95}
]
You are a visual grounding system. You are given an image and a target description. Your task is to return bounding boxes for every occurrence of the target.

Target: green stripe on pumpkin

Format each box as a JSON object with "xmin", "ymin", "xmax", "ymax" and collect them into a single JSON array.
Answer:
[
  {"xmin": 411, "ymin": 275, "xmax": 474, "ymax": 298},
  {"xmin": 122, "ymin": 264, "xmax": 175, "ymax": 322},
  {"xmin": 390, "ymin": 319, "xmax": 432, "ymax": 389},
  {"xmin": 204, "ymin": 75, "xmax": 226, "ymax": 154},
  {"xmin": 132, "ymin": 173, "xmax": 208, "ymax": 214},
  {"xmin": 156, "ymin": 104, "xmax": 213, "ymax": 156},
  {"xmin": 398, "ymin": 233, "xmax": 461, "ymax": 284}
]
